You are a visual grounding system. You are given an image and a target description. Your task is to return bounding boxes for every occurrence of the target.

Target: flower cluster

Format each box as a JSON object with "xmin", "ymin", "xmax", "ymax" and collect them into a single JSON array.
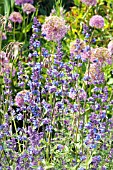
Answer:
[
  {"xmin": 22, "ymin": 3, "xmax": 36, "ymax": 14},
  {"xmin": 9, "ymin": 12, "xmax": 23, "ymax": 23},
  {"xmin": 91, "ymin": 47, "xmax": 112, "ymax": 65},
  {"xmin": 15, "ymin": 0, "xmax": 33, "ymax": 5},
  {"xmin": 15, "ymin": 90, "xmax": 29, "ymax": 107},
  {"xmin": 89, "ymin": 15, "xmax": 104, "ymax": 29},
  {"xmin": 70, "ymin": 39, "xmax": 86, "ymax": 58},
  {"xmin": 84, "ymin": 64, "xmax": 105, "ymax": 84},
  {"xmin": 80, "ymin": 0, "xmax": 97, "ymax": 6},
  {"xmin": 41, "ymin": 16, "xmax": 68, "ymax": 42}
]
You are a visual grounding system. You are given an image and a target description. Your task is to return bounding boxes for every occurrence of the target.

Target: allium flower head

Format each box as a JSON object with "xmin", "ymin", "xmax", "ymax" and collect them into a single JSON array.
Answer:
[
  {"xmin": 15, "ymin": 0, "xmax": 33, "ymax": 5},
  {"xmin": 108, "ymin": 40, "xmax": 113, "ymax": 55},
  {"xmin": 41, "ymin": 16, "xmax": 68, "ymax": 42},
  {"xmin": 80, "ymin": 0, "xmax": 97, "ymax": 6},
  {"xmin": 89, "ymin": 15, "xmax": 104, "ymax": 29},
  {"xmin": 15, "ymin": 0, "xmax": 24, "ymax": 5},
  {"xmin": 85, "ymin": 64, "xmax": 105, "ymax": 84},
  {"xmin": 91, "ymin": 47, "xmax": 112, "ymax": 64},
  {"xmin": 23, "ymin": 3, "xmax": 36, "ymax": 14},
  {"xmin": 9, "ymin": 12, "xmax": 23, "ymax": 23}
]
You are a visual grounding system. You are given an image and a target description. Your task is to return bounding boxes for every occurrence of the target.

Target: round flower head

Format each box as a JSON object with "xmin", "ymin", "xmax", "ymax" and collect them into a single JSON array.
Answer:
[
  {"xmin": 9, "ymin": 12, "xmax": 23, "ymax": 23},
  {"xmin": 23, "ymin": 3, "xmax": 36, "ymax": 14},
  {"xmin": 89, "ymin": 15, "xmax": 104, "ymax": 29},
  {"xmin": 108, "ymin": 40, "xmax": 113, "ymax": 55},
  {"xmin": 41, "ymin": 16, "xmax": 68, "ymax": 42},
  {"xmin": 91, "ymin": 47, "xmax": 112, "ymax": 64},
  {"xmin": 15, "ymin": 0, "xmax": 33, "ymax": 5},
  {"xmin": 70, "ymin": 39, "xmax": 86, "ymax": 56},
  {"xmin": 80, "ymin": 0, "xmax": 97, "ymax": 6},
  {"xmin": 15, "ymin": 90, "xmax": 29, "ymax": 107},
  {"xmin": 84, "ymin": 64, "xmax": 105, "ymax": 84}
]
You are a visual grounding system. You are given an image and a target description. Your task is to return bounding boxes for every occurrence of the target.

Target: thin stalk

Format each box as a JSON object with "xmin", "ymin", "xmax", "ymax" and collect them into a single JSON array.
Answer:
[
  {"xmin": 0, "ymin": 25, "xmax": 3, "ymax": 51},
  {"xmin": 13, "ymin": 22, "xmax": 15, "ymax": 41},
  {"xmin": 46, "ymin": 132, "xmax": 51, "ymax": 162},
  {"xmin": 11, "ymin": 115, "xmax": 21, "ymax": 153}
]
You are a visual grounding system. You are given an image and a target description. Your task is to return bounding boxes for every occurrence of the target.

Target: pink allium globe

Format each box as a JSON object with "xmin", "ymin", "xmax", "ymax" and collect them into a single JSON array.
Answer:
[
  {"xmin": 108, "ymin": 40, "xmax": 113, "ymax": 55},
  {"xmin": 15, "ymin": 0, "xmax": 33, "ymax": 5},
  {"xmin": 9, "ymin": 12, "xmax": 23, "ymax": 23},
  {"xmin": 23, "ymin": 3, "xmax": 36, "ymax": 14},
  {"xmin": 89, "ymin": 15, "xmax": 104, "ymax": 29},
  {"xmin": 80, "ymin": 0, "xmax": 97, "ymax": 6},
  {"xmin": 41, "ymin": 16, "xmax": 68, "ymax": 42}
]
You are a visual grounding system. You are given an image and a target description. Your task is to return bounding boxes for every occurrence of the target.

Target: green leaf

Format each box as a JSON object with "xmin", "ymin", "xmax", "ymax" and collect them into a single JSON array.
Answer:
[
  {"xmin": 0, "ymin": 0, "xmax": 4, "ymax": 15},
  {"xmin": 22, "ymin": 23, "xmax": 32, "ymax": 33},
  {"xmin": 44, "ymin": 164, "xmax": 54, "ymax": 170},
  {"xmin": 73, "ymin": 0, "xmax": 80, "ymax": 6},
  {"xmin": 107, "ymin": 78, "xmax": 113, "ymax": 85},
  {"xmin": 4, "ymin": 0, "xmax": 11, "ymax": 17}
]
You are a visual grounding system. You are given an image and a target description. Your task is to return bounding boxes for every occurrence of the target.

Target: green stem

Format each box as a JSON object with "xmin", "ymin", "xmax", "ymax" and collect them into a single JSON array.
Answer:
[
  {"xmin": 12, "ymin": 116, "xmax": 21, "ymax": 153},
  {"xmin": 0, "ymin": 27, "xmax": 2, "ymax": 51},
  {"xmin": 46, "ymin": 132, "xmax": 51, "ymax": 162},
  {"xmin": 13, "ymin": 22, "xmax": 15, "ymax": 41}
]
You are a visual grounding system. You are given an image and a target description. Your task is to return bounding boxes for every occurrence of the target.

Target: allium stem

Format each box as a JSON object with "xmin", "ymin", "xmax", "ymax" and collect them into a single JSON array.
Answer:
[
  {"xmin": 0, "ymin": 25, "xmax": 3, "ymax": 51},
  {"xmin": 39, "ymin": 45, "xmax": 42, "ymax": 113},
  {"xmin": 11, "ymin": 115, "xmax": 21, "ymax": 153},
  {"xmin": 13, "ymin": 22, "xmax": 15, "ymax": 41},
  {"xmin": 23, "ymin": 13, "xmax": 26, "ymax": 41},
  {"xmin": 46, "ymin": 132, "xmax": 51, "ymax": 162},
  {"xmin": 0, "ymin": 34, "xmax": 2, "ymax": 52}
]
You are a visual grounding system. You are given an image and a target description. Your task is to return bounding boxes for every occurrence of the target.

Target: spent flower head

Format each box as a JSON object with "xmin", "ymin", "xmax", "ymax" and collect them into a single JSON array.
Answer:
[
  {"xmin": 84, "ymin": 64, "xmax": 105, "ymax": 84},
  {"xmin": 0, "ymin": 51, "xmax": 7, "ymax": 63},
  {"xmin": 91, "ymin": 47, "xmax": 112, "ymax": 64}
]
